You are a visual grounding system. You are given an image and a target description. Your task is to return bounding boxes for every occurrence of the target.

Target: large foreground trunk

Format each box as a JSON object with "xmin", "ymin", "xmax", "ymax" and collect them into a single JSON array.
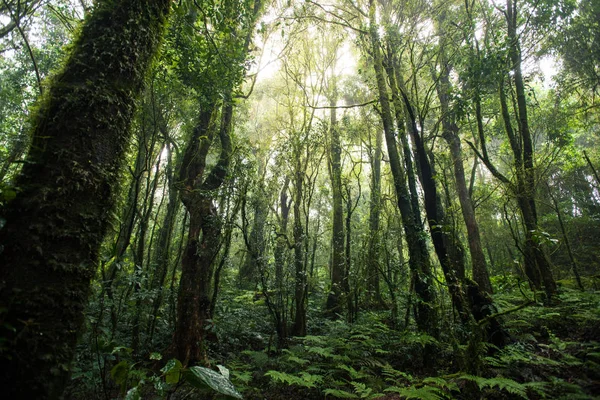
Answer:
[{"xmin": 0, "ymin": 0, "xmax": 170, "ymax": 397}]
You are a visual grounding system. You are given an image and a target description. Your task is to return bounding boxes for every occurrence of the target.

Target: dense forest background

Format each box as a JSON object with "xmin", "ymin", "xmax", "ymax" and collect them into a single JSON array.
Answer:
[{"xmin": 0, "ymin": 0, "xmax": 599, "ymax": 398}]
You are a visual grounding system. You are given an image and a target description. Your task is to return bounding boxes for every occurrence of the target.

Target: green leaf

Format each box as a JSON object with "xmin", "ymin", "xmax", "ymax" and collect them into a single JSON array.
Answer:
[
  {"xmin": 150, "ymin": 352, "xmax": 163, "ymax": 360},
  {"xmin": 110, "ymin": 360, "xmax": 130, "ymax": 386},
  {"xmin": 125, "ymin": 387, "xmax": 140, "ymax": 400},
  {"xmin": 287, "ymin": 355, "xmax": 309, "ymax": 365},
  {"xmin": 184, "ymin": 366, "xmax": 243, "ymax": 399},
  {"xmin": 161, "ymin": 359, "xmax": 182, "ymax": 385},
  {"xmin": 217, "ymin": 364, "xmax": 230, "ymax": 379}
]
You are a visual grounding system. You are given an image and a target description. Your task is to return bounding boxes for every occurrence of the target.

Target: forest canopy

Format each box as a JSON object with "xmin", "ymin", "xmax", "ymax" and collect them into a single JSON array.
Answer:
[{"xmin": 0, "ymin": 0, "xmax": 599, "ymax": 399}]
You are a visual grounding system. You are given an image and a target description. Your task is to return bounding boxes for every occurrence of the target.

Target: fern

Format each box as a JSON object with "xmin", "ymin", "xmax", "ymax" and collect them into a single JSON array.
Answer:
[
  {"xmin": 422, "ymin": 377, "xmax": 459, "ymax": 392},
  {"xmin": 381, "ymin": 364, "xmax": 413, "ymax": 383},
  {"xmin": 523, "ymin": 381, "xmax": 551, "ymax": 397},
  {"xmin": 307, "ymin": 345, "xmax": 335, "ymax": 358},
  {"xmin": 384, "ymin": 385, "xmax": 447, "ymax": 400},
  {"xmin": 324, "ymin": 382, "xmax": 382, "ymax": 399},
  {"xmin": 324, "ymin": 388, "xmax": 359, "ymax": 398},
  {"xmin": 458, "ymin": 374, "xmax": 528, "ymax": 399},
  {"xmin": 241, "ymin": 350, "xmax": 269, "ymax": 368},
  {"xmin": 265, "ymin": 370, "xmax": 323, "ymax": 388},
  {"xmin": 301, "ymin": 335, "xmax": 328, "ymax": 345},
  {"xmin": 350, "ymin": 382, "xmax": 369, "ymax": 397},
  {"xmin": 287, "ymin": 355, "xmax": 309, "ymax": 365},
  {"xmin": 336, "ymin": 364, "xmax": 369, "ymax": 380},
  {"xmin": 485, "ymin": 344, "xmax": 561, "ymax": 368},
  {"xmin": 402, "ymin": 332, "xmax": 439, "ymax": 348}
]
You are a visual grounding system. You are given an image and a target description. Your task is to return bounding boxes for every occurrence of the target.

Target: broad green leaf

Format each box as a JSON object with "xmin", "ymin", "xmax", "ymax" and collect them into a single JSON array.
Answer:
[
  {"xmin": 217, "ymin": 364, "xmax": 230, "ymax": 379},
  {"xmin": 184, "ymin": 366, "xmax": 243, "ymax": 399},
  {"xmin": 161, "ymin": 359, "xmax": 182, "ymax": 385},
  {"xmin": 125, "ymin": 387, "xmax": 140, "ymax": 400}
]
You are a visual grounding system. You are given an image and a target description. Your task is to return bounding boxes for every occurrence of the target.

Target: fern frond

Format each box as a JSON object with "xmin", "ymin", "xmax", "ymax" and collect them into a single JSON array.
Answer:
[
  {"xmin": 384, "ymin": 385, "xmax": 446, "ymax": 400},
  {"xmin": 458, "ymin": 374, "xmax": 527, "ymax": 399},
  {"xmin": 324, "ymin": 388, "xmax": 359, "ymax": 398}
]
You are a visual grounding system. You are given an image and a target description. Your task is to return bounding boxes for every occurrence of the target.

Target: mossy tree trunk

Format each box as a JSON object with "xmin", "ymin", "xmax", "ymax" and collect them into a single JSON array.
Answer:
[
  {"xmin": 433, "ymin": 22, "xmax": 493, "ymax": 294},
  {"xmin": 325, "ymin": 95, "xmax": 346, "ymax": 317},
  {"xmin": 238, "ymin": 157, "xmax": 268, "ymax": 289},
  {"xmin": 368, "ymin": 0, "xmax": 437, "ymax": 336},
  {"xmin": 175, "ymin": 101, "xmax": 232, "ymax": 365},
  {"xmin": 291, "ymin": 142, "xmax": 307, "ymax": 337},
  {"xmin": 0, "ymin": 0, "xmax": 171, "ymax": 397},
  {"xmin": 505, "ymin": 0, "xmax": 556, "ymax": 298},
  {"xmin": 147, "ymin": 142, "xmax": 181, "ymax": 345},
  {"xmin": 274, "ymin": 177, "xmax": 291, "ymax": 346},
  {"xmin": 366, "ymin": 123, "xmax": 383, "ymax": 307}
]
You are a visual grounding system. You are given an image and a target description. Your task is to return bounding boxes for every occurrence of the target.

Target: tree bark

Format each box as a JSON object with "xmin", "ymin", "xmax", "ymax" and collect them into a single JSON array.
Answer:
[
  {"xmin": 325, "ymin": 96, "xmax": 346, "ymax": 317},
  {"xmin": 0, "ymin": 0, "xmax": 170, "ymax": 397},
  {"xmin": 147, "ymin": 148, "xmax": 180, "ymax": 344},
  {"xmin": 368, "ymin": 0, "xmax": 437, "ymax": 336},
  {"xmin": 175, "ymin": 101, "xmax": 232, "ymax": 365},
  {"xmin": 404, "ymin": 90, "xmax": 471, "ymax": 324},
  {"xmin": 434, "ymin": 37, "xmax": 493, "ymax": 293},
  {"xmin": 274, "ymin": 177, "xmax": 290, "ymax": 346},
  {"xmin": 291, "ymin": 148, "xmax": 307, "ymax": 337},
  {"xmin": 238, "ymin": 157, "xmax": 268, "ymax": 288},
  {"xmin": 506, "ymin": 0, "xmax": 556, "ymax": 297},
  {"xmin": 366, "ymin": 124, "xmax": 383, "ymax": 307}
]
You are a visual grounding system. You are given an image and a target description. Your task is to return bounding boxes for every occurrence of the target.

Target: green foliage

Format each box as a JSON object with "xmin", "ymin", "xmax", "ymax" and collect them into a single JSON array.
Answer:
[
  {"xmin": 457, "ymin": 375, "xmax": 528, "ymax": 399},
  {"xmin": 161, "ymin": 359, "xmax": 182, "ymax": 385},
  {"xmin": 12, "ymin": 0, "xmax": 597, "ymax": 399},
  {"xmin": 384, "ymin": 385, "xmax": 448, "ymax": 400},
  {"xmin": 184, "ymin": 365, "xmax": 244, "ymax": 399},
  {"xmin": 265, "ymin": 370, "xmax": 324, "ymax": 388}
]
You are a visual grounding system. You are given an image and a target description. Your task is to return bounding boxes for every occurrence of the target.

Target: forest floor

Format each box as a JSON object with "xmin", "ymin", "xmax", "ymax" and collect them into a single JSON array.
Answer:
[
  {"xmin": 213, "ymin": 283, "xmax": 600, "ymax": 400},
  {"xmin": 67, "ymin": 280, "xmax": 600, "ymax": 399}
]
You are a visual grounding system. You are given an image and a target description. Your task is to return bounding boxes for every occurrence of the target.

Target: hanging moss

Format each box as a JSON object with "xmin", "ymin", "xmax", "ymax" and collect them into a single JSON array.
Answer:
[{"xmin": 0, "ymin": 1, "xmax": 171, "ymax": 398}]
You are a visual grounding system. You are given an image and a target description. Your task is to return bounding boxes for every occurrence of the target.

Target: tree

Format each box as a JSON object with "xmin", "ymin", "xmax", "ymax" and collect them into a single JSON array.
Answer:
[
  {"xmin": 172, "ymin": 0, "xmax": 263, "ymax": 365},
  {"xmin": 367, "ymin": 0, "xmax": 437, "ymax": 336},
  {"xmin": 0, "ymin": 0, "xmax": 171, "ymax": 397},
  {"xmin": 434, "ymin": 5, "xmax": 493, "ymax": 294}
]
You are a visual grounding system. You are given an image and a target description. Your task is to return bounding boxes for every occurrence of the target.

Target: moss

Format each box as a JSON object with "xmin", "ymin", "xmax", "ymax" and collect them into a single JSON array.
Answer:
[{"xmin": 0, "ymin": 1, "xmax": 171, "ymax": 398}]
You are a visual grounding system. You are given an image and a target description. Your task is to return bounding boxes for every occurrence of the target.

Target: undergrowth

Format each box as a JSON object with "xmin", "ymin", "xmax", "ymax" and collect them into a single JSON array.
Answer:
[
  {"xmin": 223, "ymin": 287, "xmax": 600, "ymax": 399},
  {"xmin": 66, "ymin": 285, "xmax": 600, "ymax": 399}
]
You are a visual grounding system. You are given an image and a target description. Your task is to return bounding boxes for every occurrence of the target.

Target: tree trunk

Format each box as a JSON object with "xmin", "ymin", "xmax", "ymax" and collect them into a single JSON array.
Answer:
[
  {"xmin": 291, "ymin": 151, "xmax": 307, "ymax": 337},
  {"xmin": 325, "ymin": 96, "xmax": 346, "ymax": 317},
  {"xmin": 0, "ymin": 0, "xmax": 170, "ymax": 397},
  {"xmin": 131, "ymin": 147, "xmax": 161, "ymax": 355},
  {"xmin": 175, "ymin": 199, "xmax": 222, "ymax": 365},
  {"xmin": 368, "ymin": 0, "xmax": 437, "ymax": 336},
  {"xmin": 548, "ymin": 186, "xmax": 584, "ymax": 290},
  {"xmin": 175, "ymin": 100, "xmax": 233, "ymax": 365},
  {"xmin": 506, "ymin": 0, "xmax": 556, "ymax": 297},
  {"xmin": 147, "ymin": 144, "xmax": 181, "ymax": 345},
  {"xmin": 238, "ymin": 157, "xmax": 268, "ymax": 288},
  {"xmin": 274, "ymin": 177, "xmax": 290, "ymax": 346},
  {"xmin": 387, "ymin": 47, "xmax": 470, "ymax": 324},
  {"xmin": 366, "ymin": 124, "xmax": 383, "ymax": 307},
  {"xmin": 434, "ymin": 39, "xmax": 493, "ymax": 293},
  {"xmin": 103, "ymin": 129, "xmax": 152, "ymax": 334},
  {"xmin": 344, "ymin": 184, "xmax": 356, "ymax": 322}
]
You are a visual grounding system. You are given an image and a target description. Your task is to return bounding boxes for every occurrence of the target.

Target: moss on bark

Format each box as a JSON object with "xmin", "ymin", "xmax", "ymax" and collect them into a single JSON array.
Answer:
[{"xmin": 0, "ymin": 0, "xmax": 171, "ymax": 398}]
